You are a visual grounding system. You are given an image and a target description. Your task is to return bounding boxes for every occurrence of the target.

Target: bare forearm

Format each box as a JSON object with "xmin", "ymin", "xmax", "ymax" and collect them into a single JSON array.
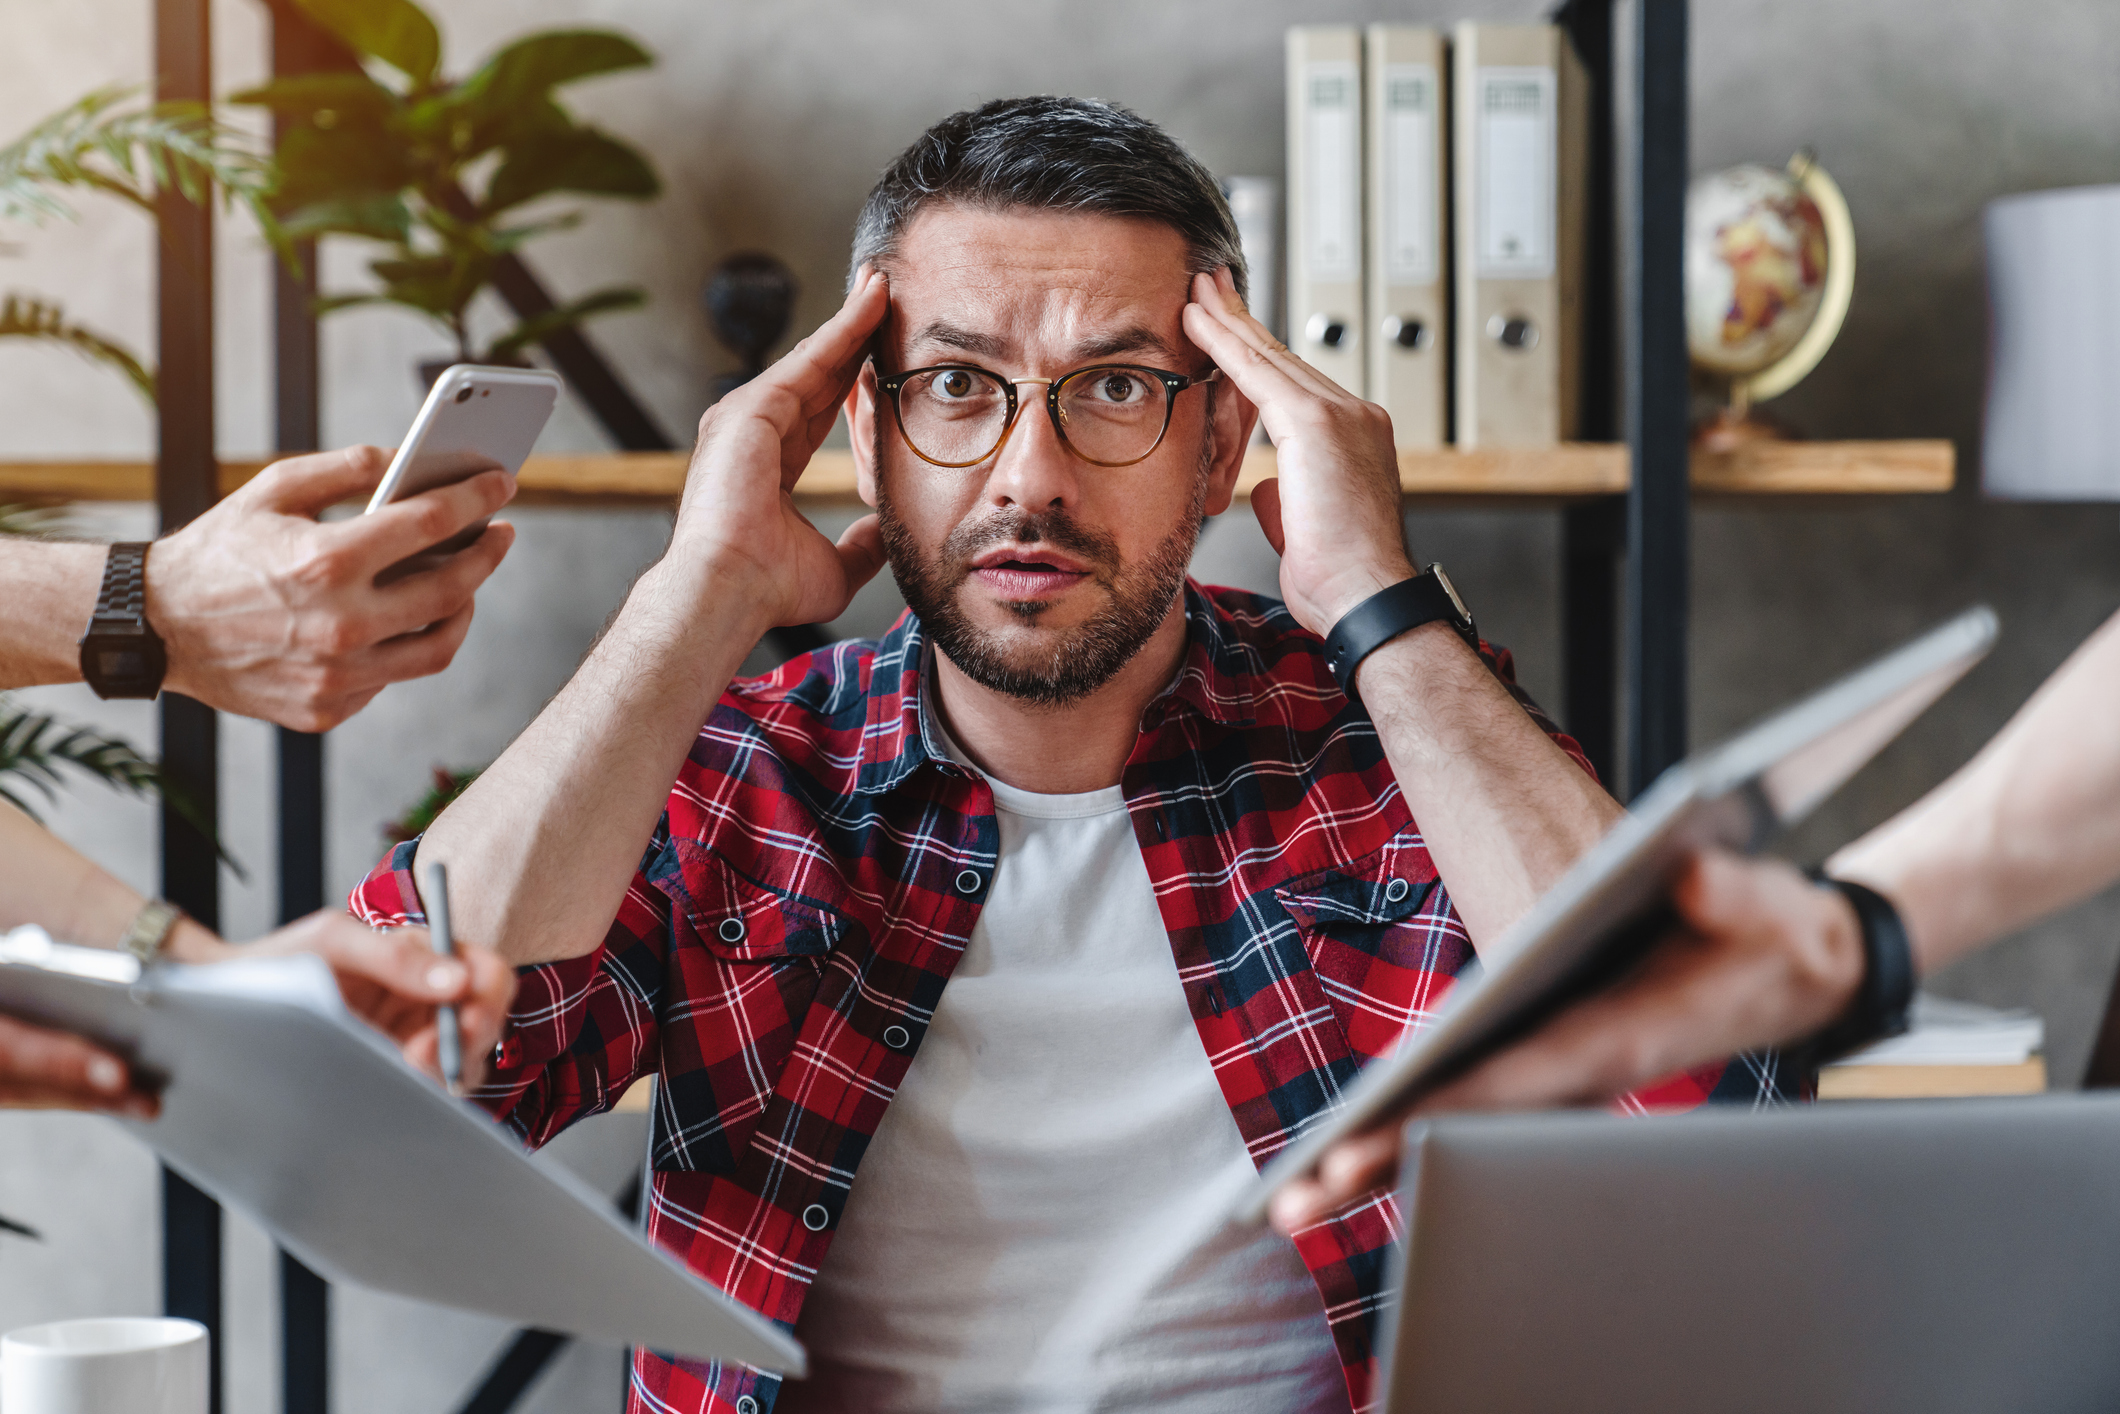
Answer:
[
  {"xmin": 416, "ymin": 559, "xmax": 770, "ymax": 965},
  {"xmin": 1831, "ymin": 606, "xmax": 2120, "ymax": 975},
  {"xmin": 0, "ymin": 801, "xmax": 224, "ymax": 962},
  {"xmin": 1359, "ymin": 622, "xmax": 1623, "ymax": 953},
  {"xmin": 0, "ymin": 540, "xmax": 100, "ymax": 688}
]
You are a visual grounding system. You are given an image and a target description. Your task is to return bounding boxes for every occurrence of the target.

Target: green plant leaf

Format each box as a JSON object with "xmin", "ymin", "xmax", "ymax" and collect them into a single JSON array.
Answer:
[
  {"xmin": 486, "ymin": 210, "xmax": 581, "ymax": 253},
  {"xmin": 369, "ymin": 250, "xmax": 489, "ymax": 319},
  {"xmin": 0, "ymin": 292, "xmax": 155, "ymax": 403},
  {"xmin": 292, "ymin": 0, "xmax": 440, "ymax": 87},
  {"xmin": 0, "ymin": 700, "xmax": 244, "ymax": 878},
  {"xmin": 484, "ymin": 284, "xmax": 643, "ymax": 360},
  {"xmin": 270, "ymin": 123, "xmax": 411, "ymax": 210},
  {"xmin": 457, "ymin": 31, "xmax": 652, "ymax": 118},
  {"xmin": 277, "ymin": 193, "xmax": 411, "ymax": 243},
  {"xmin": 0, "ymin": 87, "xmax": 274, "ymax": 225},
  {"xmin": 226, "ymin": 72, "xmax": 399, "ymax": 127},
  {"xmin": 482, "ymin": 125, "xmax": 658, "ymax": 214},
  {"xmin": 0, "ymin": 503, "xmax": 68, "ymax": 539}
]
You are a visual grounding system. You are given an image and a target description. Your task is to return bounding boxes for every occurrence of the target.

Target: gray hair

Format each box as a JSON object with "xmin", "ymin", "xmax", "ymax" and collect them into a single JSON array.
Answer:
[{"xmin": 848, "ymin": 96, "xmax": 1248, "ymax": 304}]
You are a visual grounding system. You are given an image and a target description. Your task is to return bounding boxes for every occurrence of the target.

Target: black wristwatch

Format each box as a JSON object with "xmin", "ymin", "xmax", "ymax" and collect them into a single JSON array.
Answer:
[
  {"xmin": 1322, "ymin": 566, "xmax": 1478, "ymax": 703},
  {"xmin": 1788, "ymin": 875, "xmax": 1916, "ymax": 1075},
  {"xmin": 77, "ymin": 541, "xmax": 168, "ymax": 700}
]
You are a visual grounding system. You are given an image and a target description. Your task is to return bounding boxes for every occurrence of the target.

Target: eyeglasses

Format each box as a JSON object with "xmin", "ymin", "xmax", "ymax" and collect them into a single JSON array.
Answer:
[{"xmin": 876, "ymin": 362, "xmax": 1219, "ymax": 470}]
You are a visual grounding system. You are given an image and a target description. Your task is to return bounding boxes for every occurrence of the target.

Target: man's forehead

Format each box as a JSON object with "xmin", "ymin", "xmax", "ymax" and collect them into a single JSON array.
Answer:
[{"xmin": 883, "ymin": 204, "xmax": 1197, "ymax": 364}]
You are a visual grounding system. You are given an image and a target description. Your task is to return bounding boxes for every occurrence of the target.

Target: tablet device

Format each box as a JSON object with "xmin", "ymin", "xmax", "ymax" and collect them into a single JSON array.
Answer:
[
  {"xmin": 0, "ymin": 929, "xmax": 803, "ymax": 1375},
  {"xmin": 366, "ymin": 363, "xmax": 561, "ymax": 581},
  {"xmin": 1235, "ymin": 604, "xmax": 1998, "ymax": 1223},
  {"xmin": 1380, "ymin": 1094, "xmax": 2120, "ymax": 1413}
]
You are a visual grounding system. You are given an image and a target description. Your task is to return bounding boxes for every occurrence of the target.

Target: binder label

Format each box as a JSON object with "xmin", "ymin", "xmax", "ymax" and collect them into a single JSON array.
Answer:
[
  {"xmin": 1475, "ymin": 66, "xmax": 1556, "ymax": 278},
  {"xmin": 1381, "ymin": 63, "xmax": 1439, "ymax": 285},
  {"xmin": 1303, "ymin": 60, "xmax": 1361, "ymax": 283}
]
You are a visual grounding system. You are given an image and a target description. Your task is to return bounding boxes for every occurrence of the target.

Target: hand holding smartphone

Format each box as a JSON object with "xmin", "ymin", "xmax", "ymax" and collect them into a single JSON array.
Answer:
[{"xmin": 367, "ymin": 364, "xmax": 562, "ymax": 582}]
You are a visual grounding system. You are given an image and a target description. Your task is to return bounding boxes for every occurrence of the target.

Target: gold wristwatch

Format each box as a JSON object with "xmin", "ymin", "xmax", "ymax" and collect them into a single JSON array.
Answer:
[{"xmin": 119, "ymin": 898, "xmax": 183, "ymax": 966}]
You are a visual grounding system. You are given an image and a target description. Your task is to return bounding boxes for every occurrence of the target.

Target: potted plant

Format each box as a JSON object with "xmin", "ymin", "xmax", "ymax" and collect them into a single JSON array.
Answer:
[
  {"xmin": 231, "ymin": 0, "xmax": 661, "ymax": 381},
  {"xmin": 0, "ymin": 85, "xmax": 274, "ymax": 402},
  {"xmin": 0, "ymin": 94, "xmax": 255, "ymax": 866}
]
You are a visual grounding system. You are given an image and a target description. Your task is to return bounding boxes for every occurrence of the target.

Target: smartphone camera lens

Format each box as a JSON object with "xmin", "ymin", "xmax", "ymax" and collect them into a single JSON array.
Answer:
[{"xmin": 454, "ymin": 386, "xmax": 474, "ymax": 404}]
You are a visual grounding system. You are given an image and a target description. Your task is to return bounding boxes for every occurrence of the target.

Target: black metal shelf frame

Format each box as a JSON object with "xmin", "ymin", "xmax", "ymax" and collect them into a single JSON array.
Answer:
[{"xmin": 147, "ymin": 1, "xmax": 1694, "ymax": 1410}]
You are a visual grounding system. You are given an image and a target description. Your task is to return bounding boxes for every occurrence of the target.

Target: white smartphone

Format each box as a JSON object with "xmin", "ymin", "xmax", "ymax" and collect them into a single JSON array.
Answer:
[{"xmin": 365, "ymin": 364, "xmax": 562, "ymax": 580}]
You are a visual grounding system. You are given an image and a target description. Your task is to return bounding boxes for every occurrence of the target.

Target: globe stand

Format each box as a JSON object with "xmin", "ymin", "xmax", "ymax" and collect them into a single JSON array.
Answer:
[
  {"xmin": 1694, "ymin": 381, "xmax": 1797, "ymax": 452},
  {"xmin": 1687, "ymin": 151, "xmax": 1856, "ymax": 455}
]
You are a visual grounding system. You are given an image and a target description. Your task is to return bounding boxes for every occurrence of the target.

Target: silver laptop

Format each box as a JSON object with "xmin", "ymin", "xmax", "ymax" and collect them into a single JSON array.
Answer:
[
  {"xmin": 1381, "ymin": 1094, "xmax": 2120, "ymax": 1414},
  {"xmin": 1235, "ymin": 605, "xmax": 1998, "ymax": 1222}
]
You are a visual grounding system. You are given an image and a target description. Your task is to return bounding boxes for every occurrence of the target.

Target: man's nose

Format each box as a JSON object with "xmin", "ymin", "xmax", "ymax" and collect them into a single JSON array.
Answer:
[{"xmin": 984, "ymin": 389, "xmax": 1082, "ymax": 513}]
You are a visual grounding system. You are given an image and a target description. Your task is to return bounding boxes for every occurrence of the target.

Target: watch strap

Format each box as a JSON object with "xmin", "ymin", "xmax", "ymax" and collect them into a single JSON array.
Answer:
[
  {"xmin": 119, "ymin": 898, "xmax": 184, "ymax": 967},
  {"xmin": 79, "ymin": 541, "xmax": 167, "ymax": 700},
  {"xmin": 92, "ymin": 542, "xmax": 152, "ymax": 623},
  {"xmin": 1789, "ymin": 875, "xmax": 1916, "ymax": 1075},
  {"xmin": 1322, "ymin": 570, "xmax": 1478, "ymax": 703}
]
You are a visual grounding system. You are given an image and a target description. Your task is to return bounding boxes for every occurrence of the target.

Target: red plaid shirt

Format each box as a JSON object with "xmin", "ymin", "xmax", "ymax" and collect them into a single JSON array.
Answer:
[{"xmin": 353, "ymin": 582, "xmax": 1779, "ymax": 1414}]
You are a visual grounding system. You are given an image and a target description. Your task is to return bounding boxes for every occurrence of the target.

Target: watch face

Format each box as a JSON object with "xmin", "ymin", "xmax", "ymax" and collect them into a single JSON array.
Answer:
[{"xmin": 96, "ymin": 648, "xmax": 150, "ymax": 680}]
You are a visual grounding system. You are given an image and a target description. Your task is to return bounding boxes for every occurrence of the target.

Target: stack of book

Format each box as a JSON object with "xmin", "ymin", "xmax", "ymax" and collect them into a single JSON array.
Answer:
[{"xmin": 1818, "ymin": 994, "xmax": 2047, "ymax": 1100}]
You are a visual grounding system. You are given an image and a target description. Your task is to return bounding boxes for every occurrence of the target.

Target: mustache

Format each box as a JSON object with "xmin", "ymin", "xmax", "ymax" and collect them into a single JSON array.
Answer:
[{"xmin": 940, "ymin": 509, "xmax": 1120, "ymax": 578}]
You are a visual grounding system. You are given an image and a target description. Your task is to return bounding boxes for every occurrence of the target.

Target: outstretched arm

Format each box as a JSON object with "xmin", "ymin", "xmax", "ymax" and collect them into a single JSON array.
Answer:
[
  {"xmin": 0, "ymin": 446, "xmax": 515, "ymax": 731},
  {"xmin": 0, "ymin": 800, "xmax": 514, "ymax": 1110},
  {"xmin": 1830, "ymin": 604, "xmax": 2120, "ymax": 973},
  {"xmin": 1271, "ymin": 603, "xmax": 2120, "ymax": 1233},
  {"xmin": 415, "ymin": 270, "xmax": 892, "ymax": 966},
  {"xmin": 1181, "ymin": 269, "xmax": 1622, "ymax": 951}
]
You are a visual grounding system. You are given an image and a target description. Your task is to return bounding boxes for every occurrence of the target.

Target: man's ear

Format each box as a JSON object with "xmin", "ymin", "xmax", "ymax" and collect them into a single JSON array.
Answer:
[
  {"xmin": 1201, "ymin": 379, "xmax": 1259, "ymax": 519},
  {"xmin": 847, "ymin": 361, "xmax": 880, "ymax": 510}
]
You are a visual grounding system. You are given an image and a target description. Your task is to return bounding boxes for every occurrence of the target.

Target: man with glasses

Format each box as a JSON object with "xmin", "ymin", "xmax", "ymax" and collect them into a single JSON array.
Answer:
[{"xmin": 355, "ymin": 97, "xmax": 1740, "ymax": 1414}]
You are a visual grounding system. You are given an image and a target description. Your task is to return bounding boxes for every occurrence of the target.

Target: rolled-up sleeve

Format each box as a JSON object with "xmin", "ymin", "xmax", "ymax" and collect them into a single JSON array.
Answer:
[{"xmin": 349, "ymin": 831, "xmax": 674, "ymax": 1147}]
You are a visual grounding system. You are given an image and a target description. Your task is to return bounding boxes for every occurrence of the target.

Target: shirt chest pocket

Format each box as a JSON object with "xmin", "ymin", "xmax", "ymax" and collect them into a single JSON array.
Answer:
[
  {"xmin": 1275, "ymin": 834, "xmax": 1467, "ymax": 1059},
  {"xmin": 654, "ymin": 836, "xmax": 853, "ymax": 962},
  {"xmin": 643, "ymin": 838, "xmax": 862, "ymax": 1174}
]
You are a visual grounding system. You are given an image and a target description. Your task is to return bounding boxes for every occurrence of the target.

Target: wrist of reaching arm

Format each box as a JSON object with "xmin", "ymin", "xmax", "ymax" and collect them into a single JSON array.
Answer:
[{"xmin": 0, "ymin": 540, "xmax": 104, "ymax": 689}]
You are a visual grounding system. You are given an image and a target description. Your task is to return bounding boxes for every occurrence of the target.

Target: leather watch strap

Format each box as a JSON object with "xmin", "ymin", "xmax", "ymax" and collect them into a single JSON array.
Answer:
[
  {"xmin": 1789, "ymin": 875, "xmax": 1916, "ymax": 1075},
  {"xmin": 1322, "ymin": 569, "xmax": 1478, "ymax": 704}
]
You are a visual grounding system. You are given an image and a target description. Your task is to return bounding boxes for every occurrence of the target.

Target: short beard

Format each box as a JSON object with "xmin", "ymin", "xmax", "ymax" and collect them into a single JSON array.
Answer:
[{"xmin": 877, "ymin": 452, "xmax": 1208, "ymax": 708}]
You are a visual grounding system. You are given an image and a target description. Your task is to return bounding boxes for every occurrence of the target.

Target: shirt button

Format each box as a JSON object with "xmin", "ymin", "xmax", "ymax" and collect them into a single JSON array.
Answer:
[
  {"xmin": 883, "ymin": 1024, "xmax": 910, "ymax": 1050},
  {"xmin": 737, "ymin": 1398, "xmax": 760, "ymax": 1414},
  {"xmin": 717, "ymin": 916, "xmax": 747, "ymax": 943},
  {"xmin": 1384, "ymin": 877, "xmax": 1411, "ymax": 904},
  {"xmin": 802, "ymin": 1203, "xmax": 830, "ymax": 1232},
  {"xmin": 954, "ymin": 869, "xmax": 981, "ymax": 895}
]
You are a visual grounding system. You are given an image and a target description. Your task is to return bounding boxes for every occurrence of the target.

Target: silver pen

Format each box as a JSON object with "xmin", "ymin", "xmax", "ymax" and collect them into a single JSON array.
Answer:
[{"xmin": 420, "ymin": 860, "xmax": 463, "ymax": 1095}]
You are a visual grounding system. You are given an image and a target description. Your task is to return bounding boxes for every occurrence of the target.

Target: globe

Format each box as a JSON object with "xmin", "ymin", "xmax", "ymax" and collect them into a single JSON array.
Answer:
[{"xmin": 1685, "ymin": 162, "xmax": 1832, "ymax": 377}]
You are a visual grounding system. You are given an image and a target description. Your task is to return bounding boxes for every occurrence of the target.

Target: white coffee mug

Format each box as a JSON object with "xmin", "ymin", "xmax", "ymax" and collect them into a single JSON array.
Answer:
[{"xmin": 1, "ymin": 1317, "xmax": 208, "ymax": 1414}]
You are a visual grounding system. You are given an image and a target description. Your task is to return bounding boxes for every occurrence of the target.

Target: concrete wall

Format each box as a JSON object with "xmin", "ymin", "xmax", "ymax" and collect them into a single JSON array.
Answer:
[{"xmin": 3, "ymin": 0, "xmax": 2118, "ymax": 1407}]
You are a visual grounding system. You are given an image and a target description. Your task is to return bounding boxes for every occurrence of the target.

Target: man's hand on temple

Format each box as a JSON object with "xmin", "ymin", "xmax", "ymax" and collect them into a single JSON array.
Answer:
[
  {"xmin": 1267, "ymin": 848, "xmax": 1866, "ymax": 1235},
  {"xmin": 146, "ymin": 446, "xmax": 517, "ymax": 731},
  {"xmin": 1179, "ymin": 268, "xmax": 1416, "ymax": 633},
  {"xmin": 667, "ymin": 266, "xmax": 894, "ymax": 634}
]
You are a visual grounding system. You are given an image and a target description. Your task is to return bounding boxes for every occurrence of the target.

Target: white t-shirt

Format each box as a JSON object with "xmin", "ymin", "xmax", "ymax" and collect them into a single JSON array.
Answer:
[{"xmin": 778, "ymin": 749, "xmax": 1346, "ymax": 1414}]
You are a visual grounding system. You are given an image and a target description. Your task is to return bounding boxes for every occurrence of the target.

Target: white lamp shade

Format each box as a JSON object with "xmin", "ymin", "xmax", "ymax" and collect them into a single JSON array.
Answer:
[{"xmin": 1983, "ymin": 184, "xmax": 2120, "ymax": 500}]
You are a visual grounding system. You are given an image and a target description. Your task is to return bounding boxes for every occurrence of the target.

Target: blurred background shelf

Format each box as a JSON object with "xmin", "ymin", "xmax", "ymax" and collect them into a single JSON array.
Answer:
[{"xmin": 0, "ymin": 438, "xmax": 1954, "ymax": 510}]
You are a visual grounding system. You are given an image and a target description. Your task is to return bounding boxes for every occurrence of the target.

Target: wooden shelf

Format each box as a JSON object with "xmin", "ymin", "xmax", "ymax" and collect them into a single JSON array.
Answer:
[{"xmin": 0, "ymin": 440, "xmax": 1952, "ymax": 510}]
